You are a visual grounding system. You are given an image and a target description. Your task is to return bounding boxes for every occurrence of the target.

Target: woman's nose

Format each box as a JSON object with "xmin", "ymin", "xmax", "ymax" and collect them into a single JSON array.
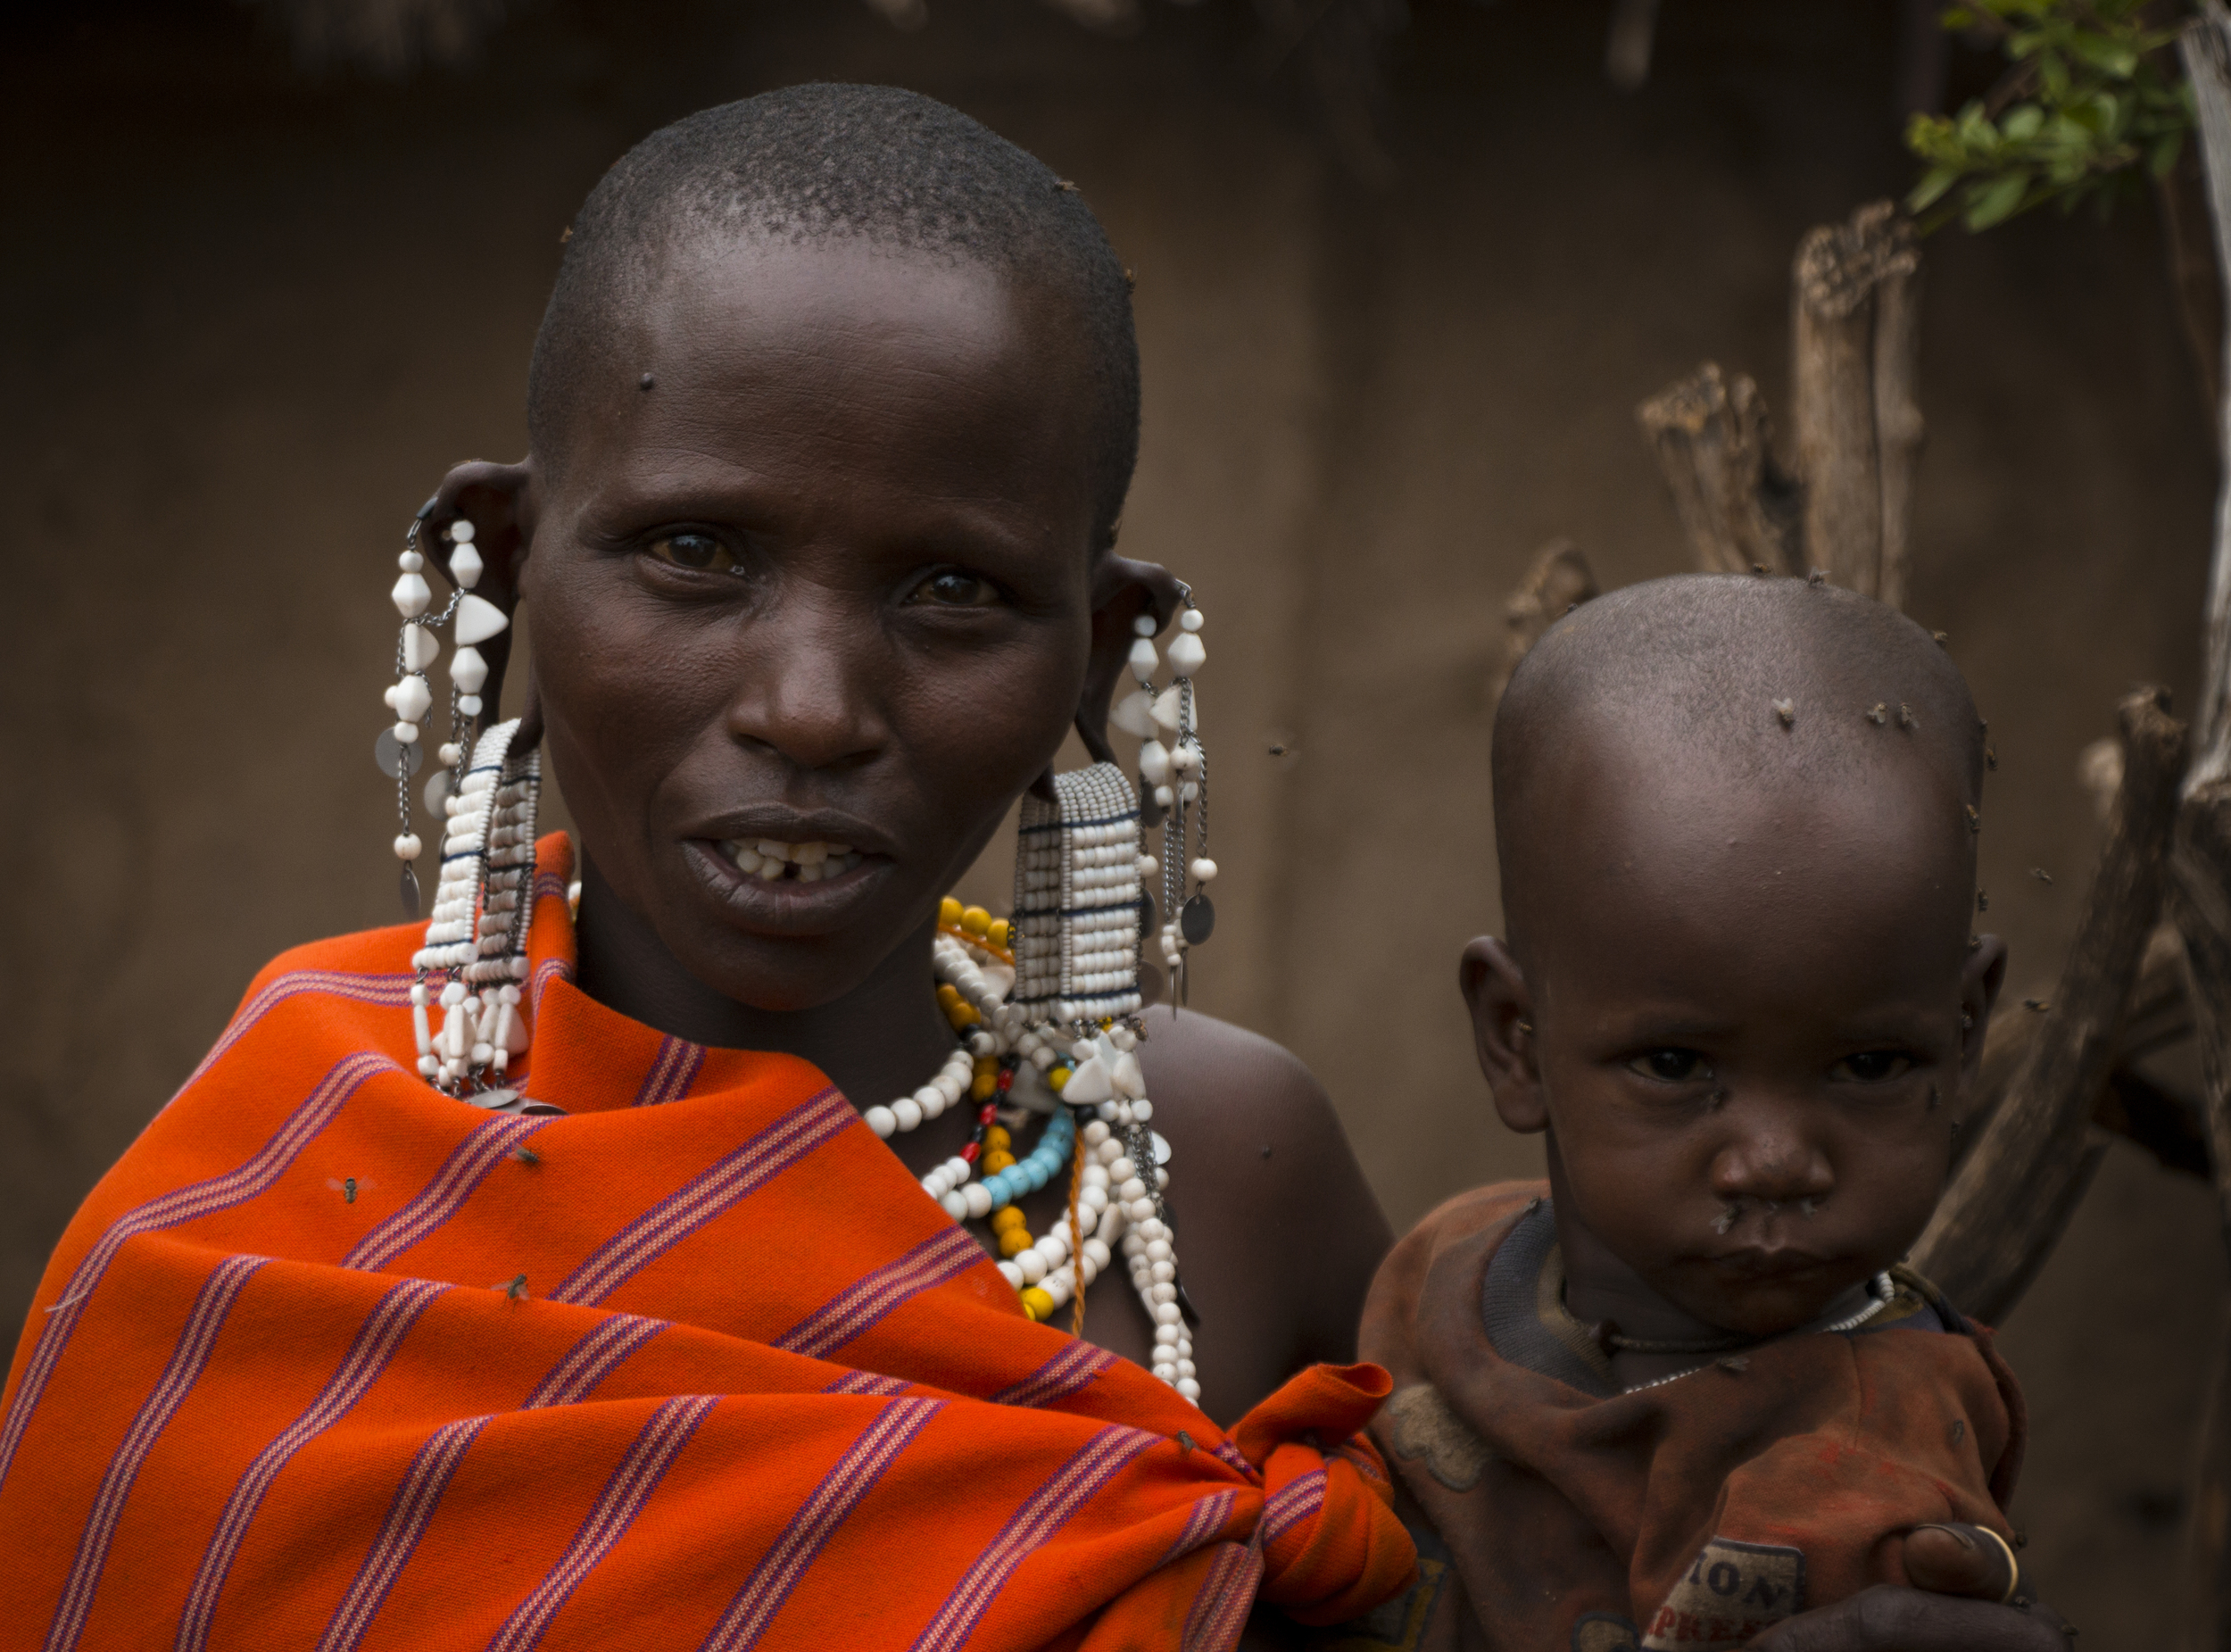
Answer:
[{"xmin": 721, "ymin": 602, "xmax": 886, "ymax": 772}]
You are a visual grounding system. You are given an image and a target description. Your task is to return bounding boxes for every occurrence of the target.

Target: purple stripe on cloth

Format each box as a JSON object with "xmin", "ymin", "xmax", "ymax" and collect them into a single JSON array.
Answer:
[
  {"xmin": 1179, "ymin": 1540, "xmax": 1265, "ymax": 1652},
  {"xmin": 316, "ymin": 1314, "xmax": 668, "ymax": 1652},
  {"xmin": 523, "ymin": 1316, "xmax": 669, "ymax": 1410},
  {"xmin": 907, "ymin": 1426, "xmax": 1161, "ymax": 1652},
  {"xmin": 0, "ymin": 1050, "xmax": 395, "ymax": 1498},
  {"xmin": 630, "ymin": 1037, "xmax": 706, "ymax": 1108},
  {"xmin": 168, "ymin": 974, "xmax": 414, "ymax": 1108},
  {"xmin": 1259, "ymin": 1469, "xmax": 1325, "ymax": 1545},
  {"xmin": 1157, "ymin": 1490, "xmax": 1238, "ymax": 1570},
  {"xmin": 315, "ymin": 1417, "xmax": 487, "ymax": 1652},
  {"xmin": 40, "ymin": 1256, "xmax": 267, "ymax": 1652},
  {"xmin": 699, "ymin": 1398, "xmax": 943, "ymax": 1652},
  {"xmin": 549, "ymin": 1090, "xmax": 853, "ymax": 1307},
  {"xmin": 530, "ymin": 958, "xmax": 573, "ymax": 1014},
  {"xmin": 344, "ymin": 1115, "xmax": 552, "ymax": 1273},
  {"xmin": 175, "ymin": 1276, "xmax": 447, "ymax": 1652},
  {"xmin": 822, "ymin": 1371, "xmax": 913, "ymax": 1398},
  {"xmin": 485, "ymin": 1394, "xmax": 718, "ymax": 1652},
  {"xmin": 990, "ymin": 1342, "xmax": 1116, "ymax": 1410},
  {"xmin": 773, "ymin": 1228, "xmax": 984, "ymax": 1362}
]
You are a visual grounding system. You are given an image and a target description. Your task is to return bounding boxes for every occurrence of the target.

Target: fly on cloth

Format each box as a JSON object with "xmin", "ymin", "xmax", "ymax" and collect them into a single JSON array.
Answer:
[{"xmin": 0, "ymin": 834, "xmax": 1414, "ymax": 1652}]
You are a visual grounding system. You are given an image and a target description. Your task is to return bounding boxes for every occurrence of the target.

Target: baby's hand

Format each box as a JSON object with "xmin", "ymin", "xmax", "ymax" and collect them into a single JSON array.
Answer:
[{"xmin": 1903, "ymin": 1522, "xmax": 2021, "ymax": 1601}]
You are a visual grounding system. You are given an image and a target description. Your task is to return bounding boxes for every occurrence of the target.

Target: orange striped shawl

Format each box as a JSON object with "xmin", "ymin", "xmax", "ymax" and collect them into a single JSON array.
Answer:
[{"xmin": 0, "ymin": 834, "xmax": 1413, "ymax": 1652}]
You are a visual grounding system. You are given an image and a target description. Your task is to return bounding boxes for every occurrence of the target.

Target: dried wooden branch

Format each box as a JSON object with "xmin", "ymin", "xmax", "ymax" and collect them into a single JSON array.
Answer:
[
  {"xmin": 1871, "ymin": 251, "xmax": 1924, "ymax": 612},
  {"xmin": 1636, "ymin": 365, "xmax": 1800, "ymax": 577},
  {"xmin": 2181, "ymin": 10, "xmax": 2231, "ymax": 776},
  {"xmin": 1491, "ymin": 539, "xmax": 1597, "ymax": 704},
  {"xmin": 1791, "ymin": 203, "xmax": 1919, "ymax": 600},
  {"xmin": 1912, "ymin": 687, "xmax": 2190, "ymax": 1324}
]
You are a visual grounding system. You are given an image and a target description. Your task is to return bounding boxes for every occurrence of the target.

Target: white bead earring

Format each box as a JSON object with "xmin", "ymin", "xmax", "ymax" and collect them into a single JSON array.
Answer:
[
  {"xmin": 378, "ymin": 509, "xmax": 511, "ymax": 917},
  {"xmin": 1109, "ymin": 587, "xmax": 1215, "ymax": 1006}
]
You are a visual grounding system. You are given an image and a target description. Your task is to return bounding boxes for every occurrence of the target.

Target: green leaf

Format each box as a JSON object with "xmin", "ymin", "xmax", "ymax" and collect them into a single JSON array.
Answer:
[
  {"xmin": 1966, "ymin": 170, "xmax": 2033, "ymax": 228},
  {"xmin": 1909, "ymin": 164, "xmax": 1964, "ymax": 211},
  {"xmin": 2002, "ymin": 102, "xmax": 2046, "ymax": 140},
  {"xmin": 1941, "ymin": 4, "xmax": 1976, "ymax": 25}
]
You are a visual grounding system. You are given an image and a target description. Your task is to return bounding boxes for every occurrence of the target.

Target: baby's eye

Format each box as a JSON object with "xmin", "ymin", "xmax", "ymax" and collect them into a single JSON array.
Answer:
[
  {"xmin": 1829, "ymin": 1050, "xmax": 1914, "ymax": 1083},
  {"xmin": 1629, "ymin": 1049, "xmax": 1712, "ymax": 1083},
  {"xmin": 646, "ymin": 533, "xmax": 738, "ymax": 573},
  {"xmin": 908, "ymin": 569, "xmax": 1002, "ymax": 608}
]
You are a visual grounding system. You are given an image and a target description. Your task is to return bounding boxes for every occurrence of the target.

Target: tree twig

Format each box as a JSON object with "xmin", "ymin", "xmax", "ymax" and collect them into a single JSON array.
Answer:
[
  {"xmin": 1635, "ymin": 363, "xmax": 1800, "ymax": 577},
  {"xmin": 1912, "ymin": 687, "xmax": 2190, "ymax": 1324}
]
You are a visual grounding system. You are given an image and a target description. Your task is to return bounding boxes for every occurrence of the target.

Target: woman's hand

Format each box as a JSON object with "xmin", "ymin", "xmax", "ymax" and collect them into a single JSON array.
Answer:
[{"xmin": 1747, "ymin": 1585, "xmax": 2075, "ymax": 1651}]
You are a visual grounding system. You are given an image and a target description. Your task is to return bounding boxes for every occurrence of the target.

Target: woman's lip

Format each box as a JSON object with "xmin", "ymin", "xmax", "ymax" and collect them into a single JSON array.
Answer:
[{"xmin": 680, "ymin": 837, "xmax": 892, "ymax": 933}]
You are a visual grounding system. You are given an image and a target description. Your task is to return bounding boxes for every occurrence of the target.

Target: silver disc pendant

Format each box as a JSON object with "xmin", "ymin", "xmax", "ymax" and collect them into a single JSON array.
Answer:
[
  {"xmin": 375, "ymin": 728, "xmax": 425, "ymax": 779},
  {"xmin": 1180, "ymin": 892, "xmax": 1215, "ymax": 945},
  {"xmin": 424, "ymin": 766, "xmax": 453, "ymax": 816},
  {"xmin": 1136, "ymin": 960, "xmax": 1165, "ymax": 1007}
]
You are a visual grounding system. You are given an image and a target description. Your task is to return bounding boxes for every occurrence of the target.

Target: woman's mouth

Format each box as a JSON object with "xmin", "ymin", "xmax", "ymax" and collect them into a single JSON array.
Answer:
[{"xmin": 717, "ymin": 837, "xmax": 867, "ymax": 884}]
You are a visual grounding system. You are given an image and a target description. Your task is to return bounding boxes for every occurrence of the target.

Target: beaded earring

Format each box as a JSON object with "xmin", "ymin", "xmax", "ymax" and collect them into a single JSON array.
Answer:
[
  {"xmin": 378, "ymin": 511, "xmax": 512, "ymax": 918},
  {"xmin": 377, "ymin": 507, "xmax": 543, "ymax": 1106},
  {"xmin": 1109, "ymin": 589, "xmax": 1215, "ymax": 1004},
  {"xmin": 409, "ymin": 717, "xmax": 543, "ymax": 1102}
]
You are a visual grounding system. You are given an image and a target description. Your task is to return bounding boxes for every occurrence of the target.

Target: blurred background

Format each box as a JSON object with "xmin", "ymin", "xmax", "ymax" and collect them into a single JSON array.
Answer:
[{"xmin": 3, "ymin": 0, "xmax": 2219, "ymax": 1640}]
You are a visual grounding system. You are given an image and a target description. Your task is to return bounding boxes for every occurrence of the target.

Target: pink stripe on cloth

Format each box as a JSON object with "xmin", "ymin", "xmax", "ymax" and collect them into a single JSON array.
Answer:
[
  {"xmin": 907, "ymin": 1426, "xmax": 1161, "ymax": 1652},
  {"xmin": 990, "ymin": 1341, "xmax": 1116, "ymax": 1410},
  {"xmin": 1157, "ymin": 1489, "xmax": 1238, "ymax": 1570},
  {"xmin": 315, "ymin": 1313, "xmax": 668, "ymax": 1652},
  {"xmin": 699, "ymin": 1397, "xmax": 944, "ymax": 1652},
  {"xmin": 1260, "ymin": 1469, "xmax": 1326, "ymax": 1544},
  {"xmin": 314, "ymin": 1416, "xmax": 485, "ymax": 1652},
  {"xmin": 0, "ymin": 1050, "xmax": 395, "ymax": 1498},
  {"xmin": 176, "ymin": 1276, "xmax": 448, "ymax": 1652},
  {"xmin": 549, "ymin": 1090, "xmax": 854, "ymax": 1307},
  {"xmin": 1179, "ymin": 1539, "xmax": 1265, "ymax": 1652},
  {"xmin": 344, "ymin": 1115, "xmax": 551, "ymax": 1272},
  {"xmin": 774, "ymin": 1228, "xmax": 986, "ymax": 1362},
  {"xmin": 485, "ymin": 1395, "xmax": 719, "ymax": 1652},
  {"xmin": 630, "ymin": 1037, "xmax": 706, "ymax": 1108},
  {"xmin": 40, "ymin": 1256, "xmax": 267, "ymax": 1652}
]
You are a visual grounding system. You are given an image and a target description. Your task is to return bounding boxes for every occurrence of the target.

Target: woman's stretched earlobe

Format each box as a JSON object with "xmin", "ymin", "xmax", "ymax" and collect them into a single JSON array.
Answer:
[{"xmin": 1075, "ymin": 553, "xmax": 1183, "ymax": 760}]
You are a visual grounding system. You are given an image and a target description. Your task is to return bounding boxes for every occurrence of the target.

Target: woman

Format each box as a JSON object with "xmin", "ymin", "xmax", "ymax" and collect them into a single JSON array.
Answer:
[{"xmin": 0, "ymin": 86, "xmax": 2069, "ymax": 1652}]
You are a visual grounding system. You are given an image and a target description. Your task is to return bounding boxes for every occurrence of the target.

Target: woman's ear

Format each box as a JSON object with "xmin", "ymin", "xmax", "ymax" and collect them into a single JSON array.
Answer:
[
  {"xmin": 1460, "ymin": 936, "xmax": 1548, "ymax": 1134},
  {"xmin": 421, "ymin": 459, "xmax": 532, "ymax": 718},
  {"xmin": 1957, "ymin": 932, "xmax": 2010, "ymax": 1092},
  {"xmin": 1075, "ymin": 553, "xmax": 1184, "ymax": 764}
]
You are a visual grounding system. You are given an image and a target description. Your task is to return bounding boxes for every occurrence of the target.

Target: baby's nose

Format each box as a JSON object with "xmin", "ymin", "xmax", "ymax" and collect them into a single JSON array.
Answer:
[{"xmin": 1710, "ymin": 1126, "xmax": 1834, "ymax": 1205}]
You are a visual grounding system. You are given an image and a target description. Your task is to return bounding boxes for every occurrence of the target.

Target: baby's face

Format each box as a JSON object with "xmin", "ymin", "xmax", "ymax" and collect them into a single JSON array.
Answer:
[{"xmin": 1509, "ymin": 731, "xmax": 1998, "ymax": 1337}]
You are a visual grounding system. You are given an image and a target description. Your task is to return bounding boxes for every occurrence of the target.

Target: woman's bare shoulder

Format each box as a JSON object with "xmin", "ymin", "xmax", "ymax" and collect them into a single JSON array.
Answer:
[{"xmin": 1135, "ymin": 1009, "xmax": 1392, "ymax": 1374}]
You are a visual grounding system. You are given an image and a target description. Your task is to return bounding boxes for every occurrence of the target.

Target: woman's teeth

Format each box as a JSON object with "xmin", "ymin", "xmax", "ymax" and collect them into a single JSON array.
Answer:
[{"xmin": 721, "ymin": 839, "xmax": 864, "ymax": 884}]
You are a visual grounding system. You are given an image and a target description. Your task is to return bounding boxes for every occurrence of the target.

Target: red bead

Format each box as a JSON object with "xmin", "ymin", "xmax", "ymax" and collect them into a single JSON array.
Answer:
[
  {"xmin": 978, "ymin": 1103, "xmax": 998, "ymax": 1124},
  {"xmin": 997, "ymin": 1071, "xmax": 1014, "ymax": 1092},
  {"xmin": 960, "ymin": 1141, "xmax": 981, "ymax": 1163}
]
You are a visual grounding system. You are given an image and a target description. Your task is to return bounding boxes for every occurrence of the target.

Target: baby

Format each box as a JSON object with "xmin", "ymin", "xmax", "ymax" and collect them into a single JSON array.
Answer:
[{"xmin": 1357, "ymin": 574, "xmax": 2028, "ymax": 1652}]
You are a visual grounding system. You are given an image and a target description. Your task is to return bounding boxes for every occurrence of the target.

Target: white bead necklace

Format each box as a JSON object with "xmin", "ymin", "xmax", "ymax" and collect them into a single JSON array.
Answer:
[{"xmin": 863, "ymin": 926, "xmax": 1198, "ymax": 1402}]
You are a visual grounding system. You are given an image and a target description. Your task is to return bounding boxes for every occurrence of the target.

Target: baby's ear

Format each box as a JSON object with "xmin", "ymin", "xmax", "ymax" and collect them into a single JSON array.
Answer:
[
  {"xmin": 1958, "ymin": 932, "xmax": 2010, "ymax": 1090},
  {"xmin": 1459, "ymin": 937, "xmax": 1547, "ymax": 1133}
]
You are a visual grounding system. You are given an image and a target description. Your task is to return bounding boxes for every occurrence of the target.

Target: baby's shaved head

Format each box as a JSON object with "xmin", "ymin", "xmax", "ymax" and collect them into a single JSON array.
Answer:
[{"xmin": 1493, "ymin": 574, "xmax": 1985, "ymax": 959}]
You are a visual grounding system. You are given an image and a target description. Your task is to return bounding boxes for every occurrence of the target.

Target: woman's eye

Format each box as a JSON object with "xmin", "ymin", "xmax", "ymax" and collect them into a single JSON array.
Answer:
[
  {"xmin": 1830, "ymin": 1050, "xmax": 1914, "ymax": 1083},
  {"xmin": 1629, "ymin": 1049, "xmax": 1712, "ymax": 1083},
  {"xmin": 908, "ymin": 569, "xmax": 1000, "ymax": 608},
  {"xmin": 646, "ymin": 533, "xmax": 736, "ymax": 573}
]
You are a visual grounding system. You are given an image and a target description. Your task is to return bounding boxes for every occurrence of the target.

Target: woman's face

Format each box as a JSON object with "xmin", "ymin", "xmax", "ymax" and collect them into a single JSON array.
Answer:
[{"xmin": 520, "ymin": 237, "xmax": 1103, "ymax": 1011}]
